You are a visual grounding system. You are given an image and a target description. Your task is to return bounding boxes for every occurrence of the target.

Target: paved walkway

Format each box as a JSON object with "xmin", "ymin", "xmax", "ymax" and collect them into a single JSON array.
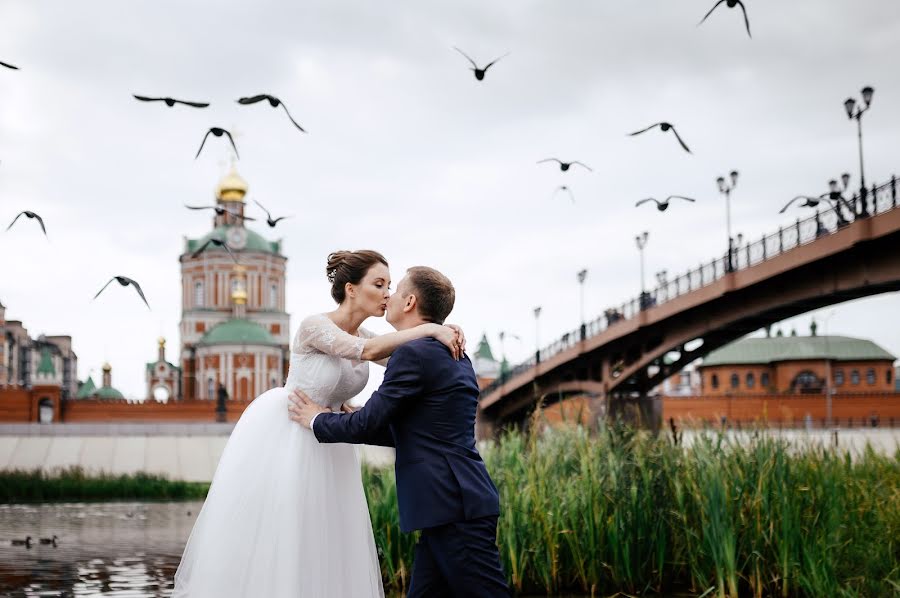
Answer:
[{"xmin": 0, "ymin": 423, "xmax": 396, "ymax": 482}]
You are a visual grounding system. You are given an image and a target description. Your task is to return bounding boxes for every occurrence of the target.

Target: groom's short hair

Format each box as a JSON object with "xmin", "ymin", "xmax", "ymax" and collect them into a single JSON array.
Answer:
[{"xmin": 406, "ymin": 266, "xmax": 455, "ymax": 324}]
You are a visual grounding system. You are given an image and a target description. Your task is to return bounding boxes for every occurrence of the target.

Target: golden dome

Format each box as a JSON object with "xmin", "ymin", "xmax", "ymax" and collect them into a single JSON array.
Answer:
[
  {"xmin": 102, "ymin": 362, "xmax": 111, "ymax": 372},
  {"xmin": 158, "ymin": 337, "xmax": 166, "ymax": 348},
  {"xmin": 216, "ymin": 166, "xmax": 248, "ymax": 202},
  {"xmin": 231, "ymin": 287, "xmax": 248, "ymax": 305}
]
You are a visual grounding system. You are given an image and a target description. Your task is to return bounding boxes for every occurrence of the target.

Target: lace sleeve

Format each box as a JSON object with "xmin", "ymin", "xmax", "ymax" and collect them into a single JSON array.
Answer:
[
  {"xmin": 294, "ymin": 314, "xmax": 366, "ymax": 360},
  {"xmin": 359, "ymin": 327, "xmax": 390, "ymax": 367}
]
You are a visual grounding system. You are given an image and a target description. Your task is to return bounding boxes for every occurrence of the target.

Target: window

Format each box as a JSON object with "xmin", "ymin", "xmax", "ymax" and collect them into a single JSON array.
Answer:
[
  {"xmin": 793, "ymin": 370, "xmax": 823, "ymax": 393},
  {"xmin": 866, "ymin": 368, "xmax": 876, "ymax": 385},
  {"xmin": 711, "ymin": 374, "xmax": 719, "ymax": 389},
  {"xmin": 270, "ymin": 284, "xmax": 278, "ymax": 308},
  {"xmin": 888, "ymin": 369, "xmax": 893, "ymax": 385},
  {"xmin": 746, "ymin": 373, "xmax": 755, "ymax": 389},
  {"xmin": 761, "ymin": 372, "xmax": 770, "ymax": 388},
  {"xmin": 194, "ymin": 281, "xmax": 204, "ymax": 307},
  {"xmin": 850, "ymin": 370, "xmax": 860, "ymax": 385},
  {"xmin": 834, "ymin": 369, "xmax": 844, "ymax": 386},
  {"xmin": 730, "ymin": 373, "xmax": 739, "ymax": 389}
]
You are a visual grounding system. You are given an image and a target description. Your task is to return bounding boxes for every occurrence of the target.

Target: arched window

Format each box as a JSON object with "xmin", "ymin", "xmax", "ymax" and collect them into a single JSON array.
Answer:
[
  {"xmin": 793, "ymin": 370, "xmax": 823, "ymax": 393},
  {"xmin": 270, "ymin": 284, "xmax": 278, "ymax": 308},
  {"xmin": 710, "ymin": 374, "xmax": 719, "ymax": 389},
  {"xmin": 760, "ymin": 372, "xmax": 770, "ymax": 388},
  {"xmin": 730, "ymin": 373, "xmax": 739, "ymax": 389},
  {"xmin": 207, "ymin": 377, "xmax": 215, "ymax": 400},
  {"xmin": 38, "ymin": 398, "xmax": 54, "ymax": 424},
  {"xmin": 194, "ymin": 281, "xmax": 204, "ymax": 307},
  {"xmin": 866, "ymin": 368, "xmax": 876, "ymax": 385},
  {"xmin": 850, "ymin": 370, "xmax": 860, "ymax": 385},
  {"xmin": 887, "ymin": 369, "xmax": 893, "ymax": 385},
  {"xmin": 746, "ymin": 373, "xmax": 755, "ymax": 389},
  {"xmin": 834, "ymin": 369, "xmax": 845, "ymax": 386}
]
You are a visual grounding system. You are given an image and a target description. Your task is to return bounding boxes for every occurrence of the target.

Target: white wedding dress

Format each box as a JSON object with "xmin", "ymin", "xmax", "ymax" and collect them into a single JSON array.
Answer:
[{"xmin": 172, "ymin": 314, "xmax": 386, "ymax": 598}]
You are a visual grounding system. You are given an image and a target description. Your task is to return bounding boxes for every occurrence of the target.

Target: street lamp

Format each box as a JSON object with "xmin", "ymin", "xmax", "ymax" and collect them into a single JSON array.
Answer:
[
  {"xmin": 635, "ymin": 231, "xmax": 650, "ymax": 309},
  {"xmin": 716, "ymin": 170, "xmax": 739, "ymax": 272},
  {"xmin": 844, "ymin": 86, "xmax": 874, "ymax": 217},
  {"xmin": 533, "ymin": 306, "xmax": 542, "ymax": 364},
  {"xmin": 822, "ymin": 310, "xmax": 837, "ymax": 429},
  {"xmin": 576, "ymin": 269, "xmax": 588, "ymax": 339}
]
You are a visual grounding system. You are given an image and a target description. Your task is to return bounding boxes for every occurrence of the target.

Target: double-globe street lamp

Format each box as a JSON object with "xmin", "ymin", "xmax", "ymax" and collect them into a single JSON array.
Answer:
[
  {"xmin": 843, "ymin": 86, "xmax": 874, "ymax": 217},
  {"xmin": 716, "ymin": 170, "xmax": 739, "ymax": 272}
]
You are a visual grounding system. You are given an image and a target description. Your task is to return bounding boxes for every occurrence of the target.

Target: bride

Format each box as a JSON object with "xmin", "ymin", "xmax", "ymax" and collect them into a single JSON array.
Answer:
[{"xmin": 172, "ymin": 249, "xmax": 464, "ymax": 598}]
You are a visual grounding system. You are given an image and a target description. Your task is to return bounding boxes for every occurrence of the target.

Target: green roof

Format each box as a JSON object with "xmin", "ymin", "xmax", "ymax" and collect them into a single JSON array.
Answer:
[
  {"xmin": 76, "ymin": 376, "xmax": 96, "ymax": 398},
  {"xmin": 702, "ymin": 335, "xmax": 896, "ymax": 367},
  {"xmin": 185, "ymin": 225, "xmax": 281, "ymax": 256},
  {"xmin": 199, "ymin": 318, "xmax": 276, "ymax": 346},
  {"xmin": 37, "ymin": 348, "xmax": 56, "ymax": 375},
  {"xmin": 475, "ymin": 333, "xmax": 495, "ymax": 361},
  {"xmin": 95, "ymin": 385, "xmax": 125, "ymax": 400}
]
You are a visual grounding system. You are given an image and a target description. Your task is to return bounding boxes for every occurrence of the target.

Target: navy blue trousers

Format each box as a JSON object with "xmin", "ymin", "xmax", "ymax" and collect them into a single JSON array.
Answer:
[{"xmin": 407, "ymin": 515, "xmax": 509, "ymax": 598}]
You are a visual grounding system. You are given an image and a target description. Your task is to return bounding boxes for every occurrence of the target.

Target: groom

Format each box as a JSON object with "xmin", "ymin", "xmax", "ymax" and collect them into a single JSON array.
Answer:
[{"xmin": 288, "ymin": 266, "xmax": 509, "ymax": 597}]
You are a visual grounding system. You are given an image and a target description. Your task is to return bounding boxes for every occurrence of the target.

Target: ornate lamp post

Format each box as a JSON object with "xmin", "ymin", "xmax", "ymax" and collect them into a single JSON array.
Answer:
[
  {"xmin": 576, "ymin": 269, "xmax": 588, "ymax": 339},
  {"xmin": 716, "ymin": 170, "xmax": 739, "ymax": 272},
  {"xmin": 635, "ymin": 231, "xmax": 651, "ymax": 310},
  {"xmin": 533, "ymin": 306, "xmax": 542, "ymax": 364},
  {"xmin": 844, "ymin": 86, "xmax": 874, "ymax": 217}
]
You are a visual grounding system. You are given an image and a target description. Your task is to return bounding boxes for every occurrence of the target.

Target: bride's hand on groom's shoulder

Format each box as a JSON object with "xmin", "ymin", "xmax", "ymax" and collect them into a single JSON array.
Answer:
[
  {"xmin": 340, "ymin": 402, "xmax": 356, "ymax": 414},
  {"xmin": 445, "ymin": 324, "xmax": 467, "ymax": 355},
  {"xmin": 431, "ymin": 324, "xmax": 463, "ymax": 360}
]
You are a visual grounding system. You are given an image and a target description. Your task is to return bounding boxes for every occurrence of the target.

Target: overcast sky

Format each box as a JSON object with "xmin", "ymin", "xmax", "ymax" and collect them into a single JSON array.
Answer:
[{"xmin": 2, "ymin": 0, "xmax": 899, "ymax": 400}]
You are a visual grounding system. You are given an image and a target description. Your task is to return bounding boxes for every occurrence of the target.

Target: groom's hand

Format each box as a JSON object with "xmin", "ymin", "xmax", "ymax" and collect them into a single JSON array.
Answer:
[{"xmin": 287, "ymin": 389, "xmax": 329, "ymax": 429}]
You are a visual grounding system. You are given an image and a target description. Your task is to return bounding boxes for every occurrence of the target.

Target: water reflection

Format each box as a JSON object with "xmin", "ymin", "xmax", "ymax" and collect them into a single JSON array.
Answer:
[{"xmin": 0, "ymin": 501, "xmax": 202, "ymax": 597}]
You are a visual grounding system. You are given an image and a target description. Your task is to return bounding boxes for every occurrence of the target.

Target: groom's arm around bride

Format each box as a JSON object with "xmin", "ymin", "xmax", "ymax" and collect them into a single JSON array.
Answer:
[{"xmin": 288, "ymin": 266, "xmax": 510, "ymax": 597}]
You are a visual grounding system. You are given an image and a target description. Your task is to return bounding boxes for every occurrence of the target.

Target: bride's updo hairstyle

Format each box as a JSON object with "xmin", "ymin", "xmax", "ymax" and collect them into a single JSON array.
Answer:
[{"xmin": 326, "ymin": 250, "xmax": 389, "ymax": 304}]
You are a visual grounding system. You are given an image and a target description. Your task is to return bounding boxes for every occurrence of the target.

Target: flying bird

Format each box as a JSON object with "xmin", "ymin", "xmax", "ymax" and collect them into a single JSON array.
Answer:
[
  {"xmin": 93, "ymin": 276, "xmax": 151, "ymax": 310},
  {"xmin": 635, "ymin": 196, "xmax": 696, "ymax": 211},
  {"xmin": 537, "ymin": 158, "xmax": 593, "ymax": 172},
  {"xmin": 184, "ymin": 204, "xmax": 255, "ymax": 221},
  {"xmin": 629, "ymin": 122, "xmax": 692, "ymax": 154},
  {"xmin": 779, "ymin": 196, "xmax": 822, "ymax": 214},
  {"xmin": 552, "ymin": 185, "xmax": 576, "ymax": 204},
  {"xmin": 253, "ymin": 200, "xmax": 291, "ymax": 227},
  {"xmin": 6, "ymin": 211, "xmax": 47, "ymax": 237},
  {"xmin": 132, "ymin": 95, "xmax": 209, "ymax": 108},
  {"xmin": 237, "ymin": 95, "xmax": 306, "ymax": 132},
  {"xmin": 195, "ymin": 127, "xmax": 239, "ymax": 160},
  {"xmin": 191, "ymin": 237, "xmax": 239, "ymax": 264},
  {"xmin": 0, "ymin": 60, "xmax": 19, "ymax": 70},
  {"xmin": 698, "ymin": 0, "xmax": 752, "ymax": 38},
  {"xmin": 452, "ymin": 47, "xmax": 509, "ymax": 81}
]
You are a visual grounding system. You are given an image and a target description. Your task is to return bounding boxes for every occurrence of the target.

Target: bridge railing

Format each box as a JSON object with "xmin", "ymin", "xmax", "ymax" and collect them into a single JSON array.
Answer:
[{"xmin": 487, "ymin": 176, "xmax": 899, "ymax": 394}]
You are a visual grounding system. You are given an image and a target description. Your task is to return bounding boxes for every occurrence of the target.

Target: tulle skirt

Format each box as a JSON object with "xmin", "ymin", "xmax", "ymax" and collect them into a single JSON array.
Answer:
[{"xmin": 172, "ymin": 387, "xmax": 384, "ymax": 598}]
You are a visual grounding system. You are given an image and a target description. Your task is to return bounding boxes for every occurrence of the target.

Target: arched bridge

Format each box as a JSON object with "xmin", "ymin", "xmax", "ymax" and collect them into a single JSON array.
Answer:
[{"xmin": 478, "ymin": 177, "xmax": 900, "ymax": 434}]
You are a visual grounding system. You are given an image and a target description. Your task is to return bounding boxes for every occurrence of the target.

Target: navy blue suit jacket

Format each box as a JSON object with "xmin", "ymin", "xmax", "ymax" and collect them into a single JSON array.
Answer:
[{"xmin": 312, "ymin": 337, "xmax": 500, "ymax": 533}]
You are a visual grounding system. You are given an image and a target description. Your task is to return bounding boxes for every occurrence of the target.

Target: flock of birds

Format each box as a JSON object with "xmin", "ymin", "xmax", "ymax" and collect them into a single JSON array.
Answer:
[{"xmin": 0, "ymin": 0, "xmax": 776, "ymax": 320}]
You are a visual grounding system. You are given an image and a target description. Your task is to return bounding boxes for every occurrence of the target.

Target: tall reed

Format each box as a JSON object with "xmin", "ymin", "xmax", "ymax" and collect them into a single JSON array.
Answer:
[{"xmin": 364, "ymin": 423, "xmax": 900, "ymax": 596}]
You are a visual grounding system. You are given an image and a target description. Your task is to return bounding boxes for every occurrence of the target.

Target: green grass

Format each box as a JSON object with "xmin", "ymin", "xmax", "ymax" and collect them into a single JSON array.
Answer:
[
  {"xmin": 3, "ymin": 424, "xmax": 899, "ymax": 596},
  {"xmin": 0, "ymin": 466, "xmax": 209, "ymax": 502}
]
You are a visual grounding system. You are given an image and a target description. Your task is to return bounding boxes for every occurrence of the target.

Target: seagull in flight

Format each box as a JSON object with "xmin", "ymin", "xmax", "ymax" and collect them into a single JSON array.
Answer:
[
  {"xmin": 184, "ymin": 204, "xmax": 255, "ymax": 221},
  {"xmin": 537, "ymin": 158, "xmax": 593, "ymax": 172},
  {"xmin": 452, "ymin": 47, "xmax": 509, "ymax": 81},
  {"xmin": 133, "ymin": 95, "xmax": 209, "ymax": 108},
  {"xmin": 195, "ymin": 128, "xmax": 239, "ymax": 159},
  {"xmin": 629, "ymin": 122, "xmax": 692, "ymax": 154},
  {"xmin": 635, "ymin": 196, "xmax": 696, "ymax": 212},
  {"xmin": 191, "ymin": 237, "xmax": 240, "ymax": 264},
  {"xmin": 0, "ymin": 60, "xmax": 19, "ymax": 70},
  {"xmin": 93, "ymin": 276, "xmax": 151, "ymax": 310},
  {"xmin": 237, "ymin": 94, "xmax": 306, "ymax": 132},
  {"xmin": 698, "ymin": 0, "xmax": 752, "ymax": 39},
  {"xmin": 6, "ymin": 211, "xmax": 47, "ymax": 237},
  {"xmin": 553, "ymin": 185, "xmax": 576, "ymax": 204},
  {"xmin": 779, "ymin": 196, "xmax": 823, "ymax": 213},
  {"xmin": 253, "ymin": 200, "xmax": 292, "ymax": 228}
]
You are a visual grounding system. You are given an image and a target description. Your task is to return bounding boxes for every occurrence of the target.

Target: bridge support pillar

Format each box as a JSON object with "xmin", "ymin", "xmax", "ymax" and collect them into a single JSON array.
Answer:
[
  {"xmin": 475, "ymin": 407, "xmax": 498, "ymax": 441},
  {"xmin": 605, "ymin": 394, "xmax": 662, "ymax": 433}
]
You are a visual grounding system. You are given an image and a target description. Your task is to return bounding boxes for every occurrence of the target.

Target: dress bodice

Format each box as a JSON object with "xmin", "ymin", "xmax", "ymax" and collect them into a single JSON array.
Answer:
[{"xmin": 284, "ymin": 314, "xmax": 377, "ymax": 410}]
